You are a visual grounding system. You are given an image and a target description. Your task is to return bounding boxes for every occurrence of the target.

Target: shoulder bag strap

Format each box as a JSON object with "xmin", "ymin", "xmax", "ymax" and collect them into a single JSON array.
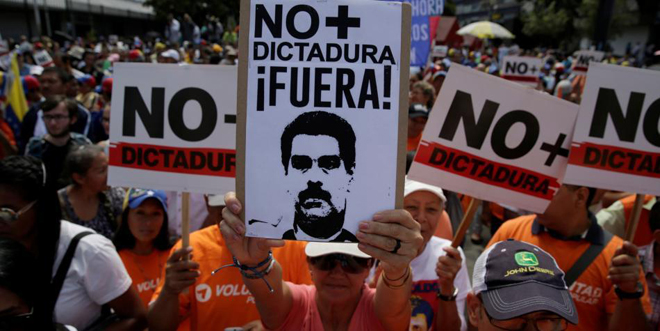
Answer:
[
  {"xmin": 48, "ymin": 231, "xmax": 95, "ymax": 316},
  {"xmin": 564, "ymin": 230, "xmax": 614, "ymax": 287}
]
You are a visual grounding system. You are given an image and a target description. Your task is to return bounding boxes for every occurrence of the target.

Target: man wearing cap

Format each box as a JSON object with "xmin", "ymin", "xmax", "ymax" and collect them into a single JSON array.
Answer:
[
  {"xmin": 159, "ymin": 49, "xmax": 181, "ymax": 64},
  {"xmin": 467, "ymin": 240, "xmax": 579, "ymax": 331},
  {"xmin": 76, "ymin": 74, "xmax": 99, "ymax": 110},
  {"xmin": 489, "ymin": 184, "xmax": 653, "ymax": 331},
  {"xmin": 408, "ymin": 103, "xmax": 429, "ymax": 152},
  {"xmin": 402, "ymin": 179, "xmax": 471, "ymax": 331}
]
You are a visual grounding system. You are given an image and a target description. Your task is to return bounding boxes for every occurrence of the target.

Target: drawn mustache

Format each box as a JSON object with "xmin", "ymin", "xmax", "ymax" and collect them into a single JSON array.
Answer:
[{"xmin": 298, "ymin": 182, "xmax": 332, "ymax": 206}]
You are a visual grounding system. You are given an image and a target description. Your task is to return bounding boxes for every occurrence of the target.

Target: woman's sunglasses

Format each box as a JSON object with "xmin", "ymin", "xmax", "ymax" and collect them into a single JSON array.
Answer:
[
  {"xmin": 309, "ymin": 254, "xmax": 371, "ymax": 274},
  {"xmin": 0, "ymin": 201, "xmax": 37, "ymax": 223}
]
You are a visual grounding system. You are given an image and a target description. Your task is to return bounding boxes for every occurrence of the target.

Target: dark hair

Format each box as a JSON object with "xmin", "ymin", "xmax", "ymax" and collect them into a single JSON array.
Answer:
[
  {"xmin": 650, "ymin": 199, "xmax": 659, "ymax": 233},
  {"xmin": 0, "ymin": 156, "xmax": 61, "ymax": 329},
  {"xmin": 410, "ymin": 296, "xmax": 434, "ymax": 328},
  {"xmin": 281, "ymin": 111, "xmax": 356, "ymax": 175},
  {"xmin": 113, "ymin": 200, "xmax": 172, "ymax": 252},
  {"xmin": 0, "ymin": 237, "xmax": 38, "ymax": 307},
  {"xmin": 41, "ymin": 95, "xmax": 78, "ymax": 118},
  {"xmin": 64, "ymin": 145, "xmax": 105, "ymax": 186},
  {"xmin": 42, "ymin": 66, "xmax": 72, "ymax": 83}
]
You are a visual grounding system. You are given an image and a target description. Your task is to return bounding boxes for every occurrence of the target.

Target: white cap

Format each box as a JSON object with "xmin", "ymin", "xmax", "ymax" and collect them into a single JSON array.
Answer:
[
  {"xmin": 160, "ymin": 49, "xmax": 180, "ymax": 62},
  {"xmin": 404, "ymin": 178, "xmax": 446, "ymax": 204},
  {"xmin": 305, "ymin": 242, "xmax": 370, "ymax": 259}
]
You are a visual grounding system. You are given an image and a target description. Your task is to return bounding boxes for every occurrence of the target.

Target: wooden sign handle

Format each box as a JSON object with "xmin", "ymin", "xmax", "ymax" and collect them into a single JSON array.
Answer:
[
  {"xmin": 451, "ymin": 198, "xmax": 481, "ymax": 248},
  {"xmin": 181, "ymin": 191, "xmax": 191, "ymax": 295},
  {"xmin": 624, "ymin": 193, "xmax": 644, "ymax": 242}
]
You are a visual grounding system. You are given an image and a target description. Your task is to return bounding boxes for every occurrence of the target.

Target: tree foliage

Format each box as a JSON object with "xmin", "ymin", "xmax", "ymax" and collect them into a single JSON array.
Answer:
[
  {"xmin": 144, "ymin": 0, "xmax": 240, "ymax": 25},
  {"xmin": 520, "ymin": 0, "xmax": 636, "ymax": 48}
]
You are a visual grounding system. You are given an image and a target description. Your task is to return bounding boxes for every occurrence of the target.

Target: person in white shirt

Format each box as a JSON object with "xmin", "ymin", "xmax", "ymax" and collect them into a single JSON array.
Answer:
[{"xmin": 0, "ymin": 156, "xmax": 146, "ymax": 330}]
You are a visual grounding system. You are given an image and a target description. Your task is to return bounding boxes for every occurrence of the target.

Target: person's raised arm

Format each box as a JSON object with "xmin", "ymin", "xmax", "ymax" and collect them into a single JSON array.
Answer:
[
  {"xmin": 220, "ymin": 192, "xmax": 292, "ymax": 329},
  {"xmin": 148, "ymin": 247, "xmax": 200, "ymax": 331},
  {"xmin": 356, "ymin": 209, "xmax": 424, "ymax": 331},
  {"xmin": 607, "ymin": 241, "xmax": 651, "ymax": 331}
]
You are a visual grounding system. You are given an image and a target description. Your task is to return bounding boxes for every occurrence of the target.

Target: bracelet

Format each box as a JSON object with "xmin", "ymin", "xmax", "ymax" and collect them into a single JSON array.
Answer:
[
  {"xmin": 383, "ymin": 267, "xmax": 410, "ymax": 283},
  {"xmin": 381, "ymin": 267, "xmax": 412, "ymax": 289},
  {"xmin": 212, "ymin": 251, "xmax": 276, "ymax": 293}
]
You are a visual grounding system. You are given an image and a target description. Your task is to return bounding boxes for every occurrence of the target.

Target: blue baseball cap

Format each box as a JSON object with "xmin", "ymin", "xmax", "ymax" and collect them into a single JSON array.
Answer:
[{"xmin": 124, "ymin": 188, "xmax": 168, "ymax": 213}]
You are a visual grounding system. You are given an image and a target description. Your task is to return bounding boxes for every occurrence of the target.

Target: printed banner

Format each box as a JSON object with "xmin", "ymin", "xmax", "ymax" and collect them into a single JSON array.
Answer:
[
  {"xmin": 409, "ymin": 64, "xmax": 579, "ymax": 213},
  {"xmin": 108, "ymin": 63, "xmax": 237, "ymax": 194},
  {"xmin": 564, "ymin": 63, "xmax": 660, "ymax": 196},
  {"xmin": 243, "ymin": 0, "xmax": 408, "ymax": 241},
  {"xmin": 572, "ymin": 50, "xmax": 604, "ymax": 75}
]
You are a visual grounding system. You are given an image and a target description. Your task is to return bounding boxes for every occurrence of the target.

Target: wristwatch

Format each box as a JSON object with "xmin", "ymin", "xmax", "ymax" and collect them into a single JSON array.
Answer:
[
  {"xmin": 614, "ymin": 282, "xmax": 644, "ymax": 300},
  {"xmin": 436, "ymin": 287, "xmax": 458, "ymax": 301}
]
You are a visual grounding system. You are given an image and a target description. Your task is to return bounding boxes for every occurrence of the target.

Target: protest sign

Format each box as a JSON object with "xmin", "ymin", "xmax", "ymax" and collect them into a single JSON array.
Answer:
[
  {"xmin": 237, "ymin": 0, "xmax": 410, "ymax": 242},
  {"xmin": 108, "ymin": 63, "xmax": 237, "ymax": 195},
  {"xmin": 407, "ymin": 0, "xmax": 443, "ymax": 67},
  {"xmin": 564, "ymin": 63, "xmax": 660, "ymax": 196},
  {"xmin": 501, "ymin": 55, "xmax": 542, "ymax": 87},
  {"xmin": 33, "ymin": 50, "xmax": 54, "ymax": 67},
  {"xmin": 431, "ymin": 45, "xmax": 448, "ymax": 58},
  {"xmin": 408, "ymin": 64, "xmax": 579, "ymax": 213},
  {"xmin": 572, "ymin": 50, "xmax": 604, "ymax": 75}
]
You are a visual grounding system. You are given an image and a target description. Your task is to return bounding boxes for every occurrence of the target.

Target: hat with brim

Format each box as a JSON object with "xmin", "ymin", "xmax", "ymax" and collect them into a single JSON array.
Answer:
[
  {"xmin": 125, "ymin": 188, "xmax": 168, "ymax": 214},
  {"xmin": 404, "ymin": 178, "xmax": 447, "ymax": 204},
  {"xmin": 305, "ymin": 242, "xmax": 370, "ymax": 259},
  {"xmin": 409, "ymin": 103, "xmax": 429, "ymax": 119},
  {"xmin": 481, "ymin": 281, "xmax": 578, "ymax": 324}
]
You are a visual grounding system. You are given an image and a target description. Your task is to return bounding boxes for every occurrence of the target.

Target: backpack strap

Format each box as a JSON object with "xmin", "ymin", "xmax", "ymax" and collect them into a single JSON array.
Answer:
[
  {"xmin": 564, "ymin": 230, "xmax": 614, "ymax": 287},
  {"xmin": 48, "ymin": 231, "xmax": 95, "ymax": 316}
]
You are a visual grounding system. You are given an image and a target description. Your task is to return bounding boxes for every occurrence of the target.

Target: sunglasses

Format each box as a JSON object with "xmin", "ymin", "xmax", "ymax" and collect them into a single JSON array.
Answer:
[
  {"xmin": 0, "ymin": 201, "xmax": 37, "ymax": 223},
  {"xmin": 291, "ymin": 155, "xmax": 341, "ymax": 171},
  {"xmin": 309, "ymin": 254, "xmax": 371, "ymax": 274}
]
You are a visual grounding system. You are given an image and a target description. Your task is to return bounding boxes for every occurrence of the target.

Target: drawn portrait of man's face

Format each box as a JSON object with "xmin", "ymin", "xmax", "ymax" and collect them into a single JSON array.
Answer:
[{"xmin": 280, "ymin": 111, "xmax": 356, "ymax": 240}]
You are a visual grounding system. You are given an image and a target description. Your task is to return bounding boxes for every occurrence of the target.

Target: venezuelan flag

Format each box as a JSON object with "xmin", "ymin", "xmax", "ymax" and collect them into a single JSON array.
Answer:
[{"xmin": 3, "ymin": 52, "xmax": 28, "ymax": 139}]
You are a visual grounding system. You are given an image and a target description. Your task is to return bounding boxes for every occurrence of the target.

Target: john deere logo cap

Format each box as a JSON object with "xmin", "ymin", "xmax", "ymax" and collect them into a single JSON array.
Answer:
[{"xmin": 515, "ymin": 251, "xmax": 539, "ymax": 267}]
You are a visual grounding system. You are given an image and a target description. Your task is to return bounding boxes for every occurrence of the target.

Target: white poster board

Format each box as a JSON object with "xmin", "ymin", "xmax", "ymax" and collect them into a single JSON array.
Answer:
[
  {"xmin": 108, "ymin": 63, "xmax": 237, "ymax": 195},
  {"xmin": 242, "ymin": 0, "xmax": 409, "ymax": 241},
  {"xmin": 501, "ymin": 55, "xmax": 543, "ymax": 87},
  {"xmin": 408, "ymin": 64, "xmax": 579, "ymax": 213},
  {"xmin": 34, "ymin": 50, "xmax": 54, "ymax": 67},
  {"xmin": 431, "ymin": 45, "xmax": 449, "ymax": 58},
  {"xmin": 572, "ymin": 50, "xmax": 604, "ymax": 75},
  {"xmin": 564, "ymin": 63, "xmax": 660, "ymax": 196}
]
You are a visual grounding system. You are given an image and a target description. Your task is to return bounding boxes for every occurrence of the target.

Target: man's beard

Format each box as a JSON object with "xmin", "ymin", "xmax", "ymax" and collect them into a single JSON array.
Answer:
[
  {"xmin": 49, "ymin": 127, "xmax": 70, "ymax": 138},
  {"xmin": 294, "ymin": 184, "xmax": 346, "ymax": 239}
]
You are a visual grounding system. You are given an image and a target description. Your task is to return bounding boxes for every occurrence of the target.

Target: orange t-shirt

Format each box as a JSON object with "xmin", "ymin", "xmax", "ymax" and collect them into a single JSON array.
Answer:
[
  {"xmin": 119, "ymin": 249, "xmax": 169, "ymax": 307},
  {"xmin": 488, "ymin": 215, "xmax": 652, "ymax": 331},
  {"xmin": 151, "ymin": 226, "xmax": 312, "ymax": 331},
  {"xmin": 407, "ymin": 134, "xmax": 422, "ymax": 152},
  {"xmin": 433, "ymin": 210, "xmax": 453, "ymax": 240}
]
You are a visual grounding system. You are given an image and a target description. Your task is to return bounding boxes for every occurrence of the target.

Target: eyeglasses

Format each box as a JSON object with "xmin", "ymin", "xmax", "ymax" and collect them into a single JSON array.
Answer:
[
  {"xmin": 0, "ymin": 307, "xmax": 34, "ymax": 330},
  {"xmin": 483, "ymin": 305, "xmax": 568, "ymax": 331},
  {"xmin": 291, "ymin": 155, "xmax": 341, "ymax": 171},
  {"xmin": 0, "ymin": 201, "xmax": 37, "ymax": 223},
  {"xmin": 309, "ymin": 254, "xmax": 371, "ymax": 274},
  {"xmin": 43, "ymin": 114, "xmax": 70, "ymax": 122}
]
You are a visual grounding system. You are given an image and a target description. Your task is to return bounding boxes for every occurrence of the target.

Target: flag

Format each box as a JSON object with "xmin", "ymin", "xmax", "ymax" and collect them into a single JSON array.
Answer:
[{"xmin": 4, "ymin": 52, "xmax": 28, "ymax": 139}]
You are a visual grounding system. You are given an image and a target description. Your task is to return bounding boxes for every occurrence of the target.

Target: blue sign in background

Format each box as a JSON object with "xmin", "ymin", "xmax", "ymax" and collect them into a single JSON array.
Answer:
[{"xmin": 389, "ymin": 0, "xmax": 444, "ymax": 67}]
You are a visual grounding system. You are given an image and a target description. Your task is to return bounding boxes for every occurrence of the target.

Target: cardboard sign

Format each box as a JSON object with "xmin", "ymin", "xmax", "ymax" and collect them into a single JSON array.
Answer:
[
  {"xmin": 501, "ymin": 55, "xmax": 542, "ymax": 87},
  {"xmin": 572, "ymin": 50, "xmax": 604, "ymax": 75},
  {"xmin": 408, "ymin": 64, "xmax": 579, "ymax": 213},
  {"xmin": 33, "ymin": 50, "xmax": 54, "ymax": 67},
  {"xmin": 564, "ymin": 63, "xmax": 660, "ymax": 196},
  {"xmin": 108, "ymin": 63, "xmax": 237, "ymax": 195},
  {"xmin": 238, "ymin": 0, "xmax": 410, "ymax": 241}
]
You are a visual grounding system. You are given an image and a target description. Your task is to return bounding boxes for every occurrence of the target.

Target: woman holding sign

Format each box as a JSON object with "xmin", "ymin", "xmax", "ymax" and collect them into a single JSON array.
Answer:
[{"xmin": 220, "ymin": 192, "xmax": 423, "ymax": 331}]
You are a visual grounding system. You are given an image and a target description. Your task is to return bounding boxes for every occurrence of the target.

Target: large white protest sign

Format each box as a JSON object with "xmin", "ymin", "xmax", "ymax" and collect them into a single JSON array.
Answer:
[
  {"xmin": 501, "ymin": 55, "xmax": 542, "ymax": 87},
  {"xmin": 572, "ymin": 50, "xmax": 604, "ymax": 75},
  {"xmin": 108, "ymin": 63, "xmax": 236, "ymax": 195},
  {"xmin": 408, "ymin": 64, "xmax": 579, "ymax": 213},
  {"xmin": 564, "ymin": 63, "xmax": 660, "ymax": 196},
  {"xmin": 239, "ymin": 0, "xmax": 410, "ymax": 242}
]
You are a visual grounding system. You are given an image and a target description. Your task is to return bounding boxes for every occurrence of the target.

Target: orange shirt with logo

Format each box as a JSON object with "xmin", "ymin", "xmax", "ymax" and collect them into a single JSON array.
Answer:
[
  {"xmin": 151, "ymin": 226, "xmax": 312, "ymax": 331},
  {"xmin": 119, "ymin": 249, "xmax": 169, "ymax": 307},
  {"xmin": 488, "ymin": 215, "xmax": 652, "ymax": 331}
]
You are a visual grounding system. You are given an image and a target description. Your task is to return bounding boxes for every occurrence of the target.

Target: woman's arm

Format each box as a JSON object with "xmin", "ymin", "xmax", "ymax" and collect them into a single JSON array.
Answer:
[
  {"xmin": 220, "ymin": 192, "xmax": 293, "ymax": 329},
  {"xmin": 105, "ymin": 287, "xmax": 148, "ymax": 331}
]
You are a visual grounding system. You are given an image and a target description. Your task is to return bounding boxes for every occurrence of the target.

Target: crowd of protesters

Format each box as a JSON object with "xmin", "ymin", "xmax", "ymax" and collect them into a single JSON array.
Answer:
[{"xmin": 0, "ymin": 12, "xmax": 659, "ymax": 331}]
